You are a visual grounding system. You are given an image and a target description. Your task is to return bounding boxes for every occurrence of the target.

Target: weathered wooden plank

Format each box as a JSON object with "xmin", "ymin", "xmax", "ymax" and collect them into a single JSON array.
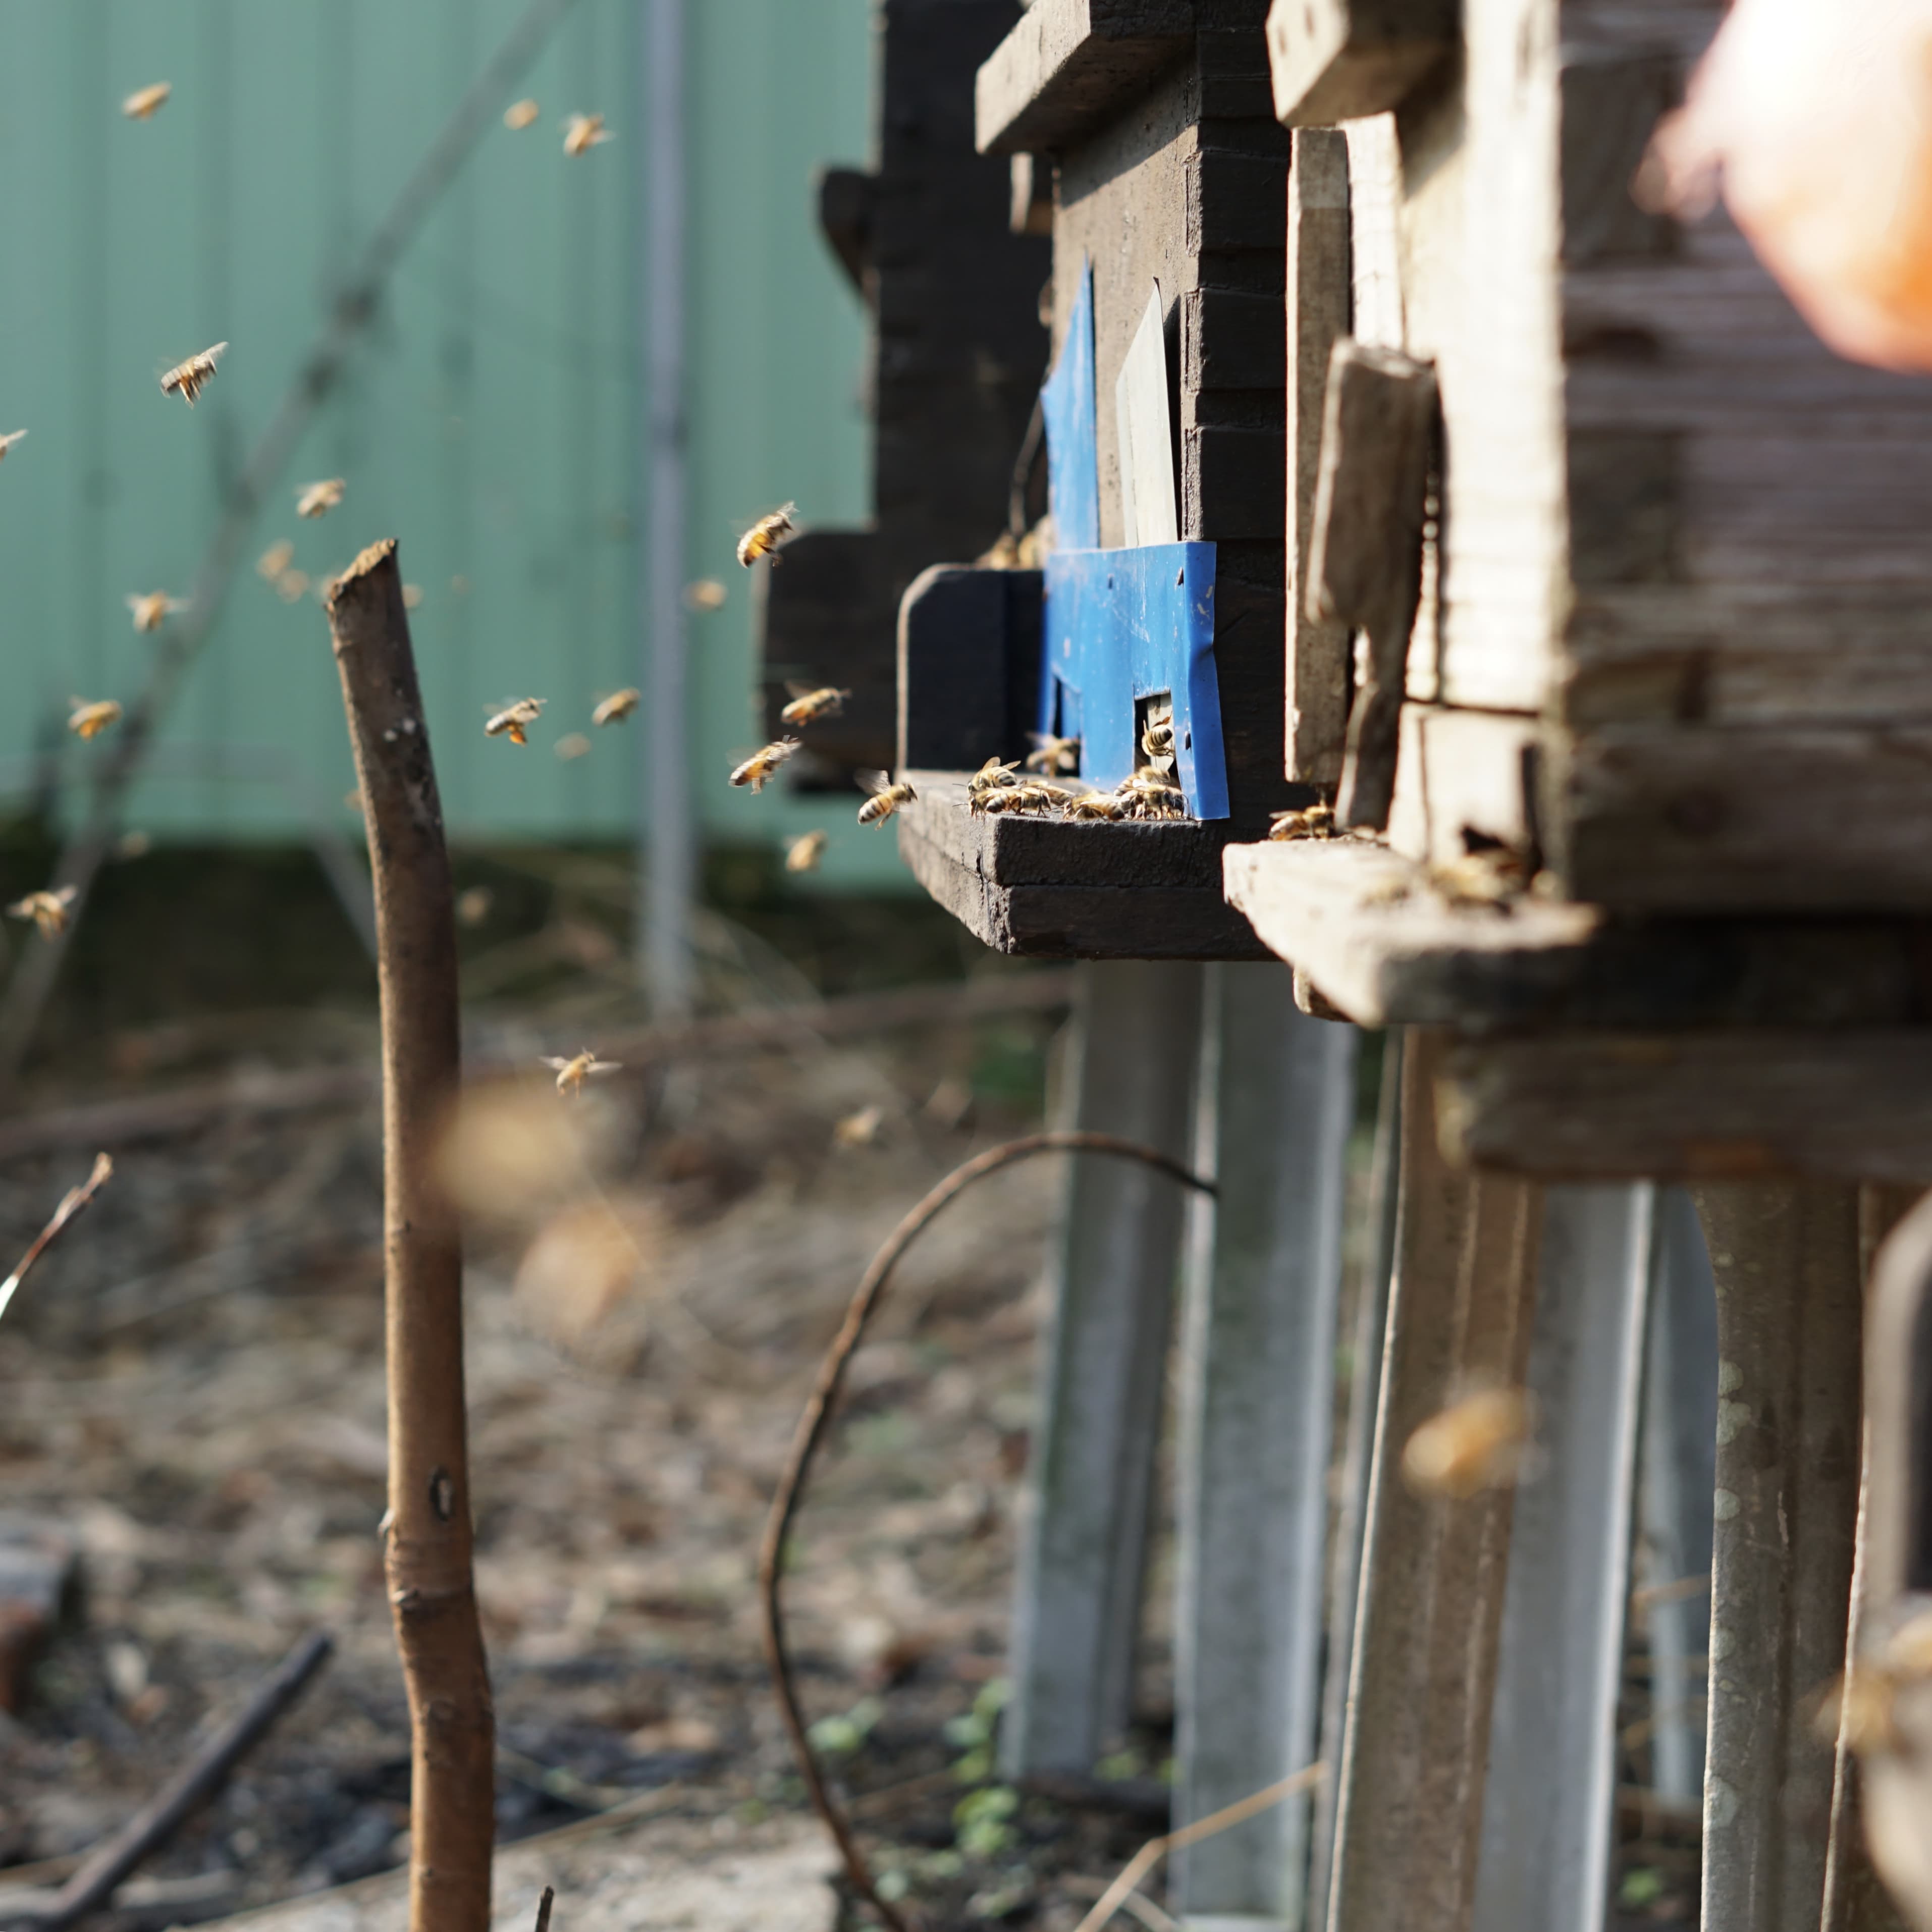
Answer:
[
  {"xmin": 1438, "ymin": 1033, "xmax": 1932, "ymax": 1185},
  {"xmin": 1326, "ymin": 1029, "xmax": 1544, "ymax": 1932},
  {"xmin": 896, "ymin": 565, "xmax": 1043, "ymax": 775},
  {"xmin": 1285, "ymin": 128, "xmax": 1353, "ymax": 787},
  {"xmin": 1004, "ymin": 961, "xmax": 1204, "ymax": 1775},
  {"xmin": 1384, "ymin": 704, "xmax": 1538, "ymax": 871},
  {"xmin": 1172, "ymin": 965, "xmax": 1355, "ymax": 1932},
  {"xmin": 975, "ymin": 0, "xmax": 1196, "ymax": 156},
  {"xmin": 1185, "ymin": 286, "xmax": 1289, "ymax": 393},
  {"xmin": 1263, "ymin": 0, "xmax": 1456, "ymax": 128},
  {"xmin": 1690, "ymin": 1184, "xmax": 1864, "ymax": 1932},
  {"xmin": 1308, "ymin": 339, "xmax": 1436, "ymax": 829},
  {"xmin": 1471, "ymin": 1184, "xmax": 1652, "ymax": 1932}
]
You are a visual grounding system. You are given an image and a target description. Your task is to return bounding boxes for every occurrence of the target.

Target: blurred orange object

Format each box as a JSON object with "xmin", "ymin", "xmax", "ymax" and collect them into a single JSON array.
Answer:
[{"xmin": 1642, "ymin": 0, "xmax": 1932, "ymax": 371}]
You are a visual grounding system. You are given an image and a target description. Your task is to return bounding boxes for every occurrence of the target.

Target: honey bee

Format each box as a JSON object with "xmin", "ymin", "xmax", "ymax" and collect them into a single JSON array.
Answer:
[
  {"xmin": 780, "ymin": 683, "xmax": 850, "ymax": 727},
  {"xmin": 729, "ymin": 737, "xmax": 800, "ymax": 792},
  {"xmin": 1269, "ymin": 802, "xmax": 1336, "ymax": 843},
  {"xmin": 986, "ymin": 781, "xmax": 1065, "ymax": 816},
  {"xmin": 736, "ymin": 502, "xmax": 797, "ymax": 568},
  {"xmin": 1428, "ymin": 843, "xmax": 1530, "ymax": 911},
  {"xmin": 684, "ymin": 578, "xmax": 728, "ymax": 611},
  {"xmin": 1401, "ymin": 1384, "xmax": 1535, "ymax": 1499},
  {"xmin": 68, "ymin": 698, "xmax": 123, "ymax": 740},
  {"xmin": 503, "ymin": 97, "xmax": 541, "ymax": 131},
  {"xmin": 122, "ymin": 82, "xmax": 172, "ymax": 120},
  {"xmin": 402, "ymin": 583, "xmax": 424, "ymax": 609},
  {"xmin": 8, "ymin": 886, "xmax": 77, "ymax": 938},
  {"xmin": 593, "ymin": 688, "xmax": 641, "ymax": 726},
  {"xmin": 256, "ymin": 539, "xmax": 295, "ymax": 581},
  {"xmin": 276, "ymin": 568, "xmax": 311, "ymax": 604},
  {"xmin": 456, "ymin": 885, "xmax": 494, "ymax": 927},
  {"xmin": 1141, "ymin": 706, "xmax": 1176, "ymax": 763},
  {"xmin": 857, "ymin": 771, "xmax": 918, "ymax": 826},
  {"xmin": 1025, "ymin": 732, "xmax": 1080, "ymax": 776},
  {"xmin": 296, "ymin": 477, "xmax": 345, "ymax": 518},
  {"xmin": 485, "ymin": 697, "xmax": 545, "ymax": 745},
  {"xmin": 542, "ymin": 1049, "xmax": 622, "ymax": 1097},
  {"xmin": 0, "ymin": 430, "xmax": 27, "ymax": 462},
  {"xmin": 554, "ymin": 733, "xmax": 592, "ymax": 762},
  {"xmin": 785, "ymin": 829, "xmax": 829, "ymax": 874},
  {"xmin": 115, "ymin": 830, "xmax": 151, "ymax": 861},
  {"xmin": 1119, "ymin": 770, "xmax": 1186, "ymax": 819},
  {"xmin": 1066, "ymin": 790, "xmax": 1123, "ymax": 821},
  {"xmin": 834, "ymin": 1103, "xmax": 886, "ymax": 1148},
  {"xmin": 125, "ymin": 591, "xmax": 186, "ymax": 633},
  {"xmin": 159, "ymin": 341, "xmax": 227, "ymax": 407},
  {"xmin": 966, "ymin": 757, "xmax": 1022, "ymax": 813},
  {"xmin": 562, "ymin": 113, "xmax": 612, "ymax": 156}
]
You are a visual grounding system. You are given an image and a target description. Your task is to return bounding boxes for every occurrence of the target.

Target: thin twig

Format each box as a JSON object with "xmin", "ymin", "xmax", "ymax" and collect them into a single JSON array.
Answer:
[
  {"xmin": 1069, "ymin": 1763, "xmax": 1326, "ymax": 1932},
  {"xmin": 758, "ymin": 1133, "xmax": 1217, "ymax": 1932},
  {"xmin": 533, "ymin": 1886, "xmax": 555, "ymax": 1932},
  {"xmin": 1061, "ymin": 1873, "xmax": 1179, "ymax": 1932},
  {"xmin": 0, "ymin": 1152, "xmax": 112, "ymax": 1323}
]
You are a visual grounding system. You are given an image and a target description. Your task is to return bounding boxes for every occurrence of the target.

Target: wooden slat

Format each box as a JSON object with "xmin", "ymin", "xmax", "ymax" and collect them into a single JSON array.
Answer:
[{"xmin": 1263, "ymin": 0, "xmax": 1457, "ymax": 128}]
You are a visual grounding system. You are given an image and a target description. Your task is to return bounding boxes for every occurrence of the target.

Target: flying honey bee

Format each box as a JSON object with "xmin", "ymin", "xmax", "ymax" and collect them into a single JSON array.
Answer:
[
  {"xmin": 503, "ymin": 97, "xmax": 541, "ymax": 131},
  {"xmin": 593, "ymin": 688, "xmax": 641, "ymax": 726},
  {"xmin": 0, "ymin": 430, "xmax": 27, "ymax": 462},
  {"xmin": 834, "ymin": 1103, "xmax": 886, "ymax": 1148},
  {"xmin": 456, "ymin": 885, "xmax": 494, "ymax": 927},
  {"xmin": 1402, "ymin": 1384, "xmax": 1536, "ymax": 1499},
  {"xmin": 1066, "ymin": 790, "xmax": 1123, "ymax": 821},
  {"xmin": 563, "ymin": 113, "xmax": 612, "ymax": 156},
  {"xmin": 554, "ymin": 733, "xmax": 592, "ymax": 762},
  {"xmin": 256, "ymin": 539, "xmax": 294, "ymax": 581},
  {"xmin": 785, "ymin": 830, "xmax": 829, "ymax": 874},
  {"xmin": 122, "ymin": 82, "xmax": 172, "ymax": 120},
  {"xmin": 125, "ymin": 591, "xmax": 186, "ymax": 633},
  {"xmin": 736, "ymin": 502, "xmax": 797, "ymax": 568},
  {"xmin": 542, "ymin": 1049, "xmax": 622, "ymax": 1098},
  {"xmin": 276, "ymin": 568, "xmax": 310, "ymax": 604},
  {"xmin": 159, "ymin": 341, "xmax": 227, "ymax": 407},
  {"xmin": 683, "ymin": 578, "xmax": 728, "ymax": 611},
  {"xmin": 780, "ymin": 684, "xmax": 850, "ymax": 727},
  {"xmin": 68, "ymin": 698, "xmax": 123, "ymax": 740},
  {"xmin": 402, "ymin": 583, "xmax": 424, "ymax": 609},
  {"xmin": 1269, "ymin": 802, "xmax": 1336, "ymax": 843},
  {"xmin": 485, "ymin": 697, "xmax": 545, "ymax": 745},
  {"xmin": 729, "ymin": 737, "xmax": 800, "ymax": 792},
  {"xmin": 296, "ymin": 477, "xmax": 346, "ymax": 518},
  {"xmin": 8, "ymin": 886, "xmax": 77, "ymax": 938},
  {"xmin": 1025, "ymin": 732, "xmax": 1080, "ymax": 776},
  {"xmin": 857, "ymin": 771, "xmax": 918, "ymax": 826}
]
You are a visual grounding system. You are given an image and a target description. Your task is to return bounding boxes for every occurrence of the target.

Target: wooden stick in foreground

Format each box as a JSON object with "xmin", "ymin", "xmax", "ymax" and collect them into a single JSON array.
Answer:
[
  {"xmin": 328, "ymin": 539, "xmax": 494, "ymax": 1932},
  {"xmin": 0, "ymin": 1151, "xmax": 111, "ymax": 1322}
]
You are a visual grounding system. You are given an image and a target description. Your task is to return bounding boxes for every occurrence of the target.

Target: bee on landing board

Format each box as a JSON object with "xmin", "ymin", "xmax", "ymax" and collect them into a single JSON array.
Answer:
[
  {"xmin": 965, "ymin": 757, "xmax": 1021, "ymax": 814},
  {"xmin": 485, "ymin": 698, "xmax": 545, "ymax": 745},
  {"xmin": 736, "ymin": 502, "xmax": 797, "ymax": 568},
  {"xmin": 542, "ymin": 1050, "xmax": 622, "ymax": 1098},
  {"xmin": 1025, "ymin": 733, "xmax": 1080, "ymax": 776},
  {"xmin": 1269, "ymin": 802, "xmax": 1336, "ymax": 843},
  {"xmin": 1066, "ymin": 790, "xmax": 1123, "ymax": 821},
  {"xmin": 592, "ymin": 688, "xmax": 640, "ymax": 726},
  {"xmin": 0, "ymin": 430, "xmax": 27, "ymax": 462},
  {"xmin": 296, "ymin": 477, "xmax": 345, "ymax": 519},
  {"xmin": 785, "ymin": 830, "xmax": 829, "ymax": 874},
  {"xmin": 856, "ymin": 771, "xmax": 917, "ymax": 827},
  {"xmin": 728, "ymin": 737, "xmax": 799, "ymax": 793},
  {"xmin": 68, "ymin": 698, "xmax": 123, "ymax": 740},
  {"xmin": 159, "ymin": 342, "xmax": 227, "ymax": 407},
  {"xmin": 780, "ymin": 683, "xmax": 849, "ymax": 728},
  {"xmin": 562, "ymin": 113, "xmax": 612, "ymax": 156},
  {"xmin": 125, "ymin": 591, "xmax": 187, "ymax": 633},
  {"xmin": 122, "ymin": 82, "xmax": 172, "ymax": 120},
  {"xmin": 8, "ymin": 886, "xmax": 77, "ymax": 938}
]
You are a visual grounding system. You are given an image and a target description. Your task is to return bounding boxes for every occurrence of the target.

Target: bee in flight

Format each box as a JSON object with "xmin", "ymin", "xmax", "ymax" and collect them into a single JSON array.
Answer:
[
  {"xmin": 9, "ymin": 885, "xmax": 77, "ymax": 938},
  {"xmin": 503, "ymin": 98, "xmax": 541, "ymax": 131},
  {"xmin": 592, "ymin": 688, "xmax": 640, "ymax": 726},
  {"xmin": 1402, "ymin": 1383, "xmax": 1536, "ymax": 1499},
  {"xmin": 485, "ymin": 697, "xmax": 545, "ymax": 745},
  {"xmin": 1268, "ymin": 802, "xmax": 1335, "ymax": 843},
  {"xmin": 857, "ymin": 771, "xmax": 917, "ymax": 826},
  {"xmin": 729, "ymin": 737, "xmax": 800, "ymax": 792},
  {"xmin": 68, "ymin": 698, "xmax": 123, "ymax": 740},
  {"xmin": 834, "ymin": 1103, "xmax": 886, "ymax": 1148},
  {"xmin": 684, "ymin": 578, "xmax": 728, "ymax": 612},
  {"xmin": 785, "ymin": 830, "xmax": 829, "ymax": 874},
  {"xmin": 1026, "ymin": 733, "xmax": 1080, "ymax": 776},
  {"xmin": 554, "ymin": 733, "xmax": 592, "ymax": 762},
  {"xmin": 256, "ymin": 540, "xmax": 294, "ymax": 581},
  {"xmin": 542, "ymin": 1049, "xmax": 622, "ymax": 1098},
  {"xmin": 780, "ymin": 684, "xmax": 849, "ymax": 727},
  {"xmin": 125, "ymin": 591, "xmax": 186, "ymax": 633},
  {"xmin": 563, "ymin": 112, "xmax": 612, "ymax": 156},
  {"xmin": 297, "ymin": 477, "xmax": 345, "ymax": 519},
  {"xmin": 0, "ymin": 430, "xmax": 27, "ymax": 462},
  {"xmin": 736, "ymin": 502, "xmax": 797, "ymax": 568},
  {"xmin": 122, "ymin": 82, "xmax": 172, "ymax": 120},
  {"xmin": 159, "ymin": 341, "xmax": 227, "ymax": 407}
]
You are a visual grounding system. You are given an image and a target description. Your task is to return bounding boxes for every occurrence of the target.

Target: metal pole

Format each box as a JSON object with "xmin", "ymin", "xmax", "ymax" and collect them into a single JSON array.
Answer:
[{"xmin": 641, "ymin": 0, "xmax": 693, "ymax": 1012}]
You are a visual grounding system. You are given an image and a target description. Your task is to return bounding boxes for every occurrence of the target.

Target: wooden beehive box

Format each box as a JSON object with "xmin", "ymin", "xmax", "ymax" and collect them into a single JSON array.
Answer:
[
  {"xmin": 1266, "ymin": 0, "xmax": 1932, "ymax": 915},
  {"xmin": 892, "ymin": 0, "xmax": 1298, "ymax": 957}
]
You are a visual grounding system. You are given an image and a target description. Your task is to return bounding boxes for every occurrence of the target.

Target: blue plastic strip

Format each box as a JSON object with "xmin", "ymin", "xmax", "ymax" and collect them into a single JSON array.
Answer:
[
  {"xmin": 1041, "ymin": 544, "xmax": 1228, "ymax": 821},
  {"xmin": 1040, "ymin": 260, "xmax": 1099, "ymax": 551}
]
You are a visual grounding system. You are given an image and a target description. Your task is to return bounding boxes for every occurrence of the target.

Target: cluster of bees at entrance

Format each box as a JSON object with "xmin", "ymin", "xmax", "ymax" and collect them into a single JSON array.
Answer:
[{"xmin": 961, "ymin": 703, "xmax": 1186, "ymax": 823}]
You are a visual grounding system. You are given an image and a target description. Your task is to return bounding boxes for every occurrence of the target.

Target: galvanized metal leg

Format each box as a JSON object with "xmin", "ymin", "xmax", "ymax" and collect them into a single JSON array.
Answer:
[
  {"xmin": 1471, "ymin": 1185, "xmax": 1655, "ymax": 1932},
  {"xmin": 1638, "ymin": 1188, "xmax": 1720, "ymax": 1809},
  {"xmin": 1691, "ymin": 1184, "xmax": 1865, "ymax": 1932},
  {"xmin": 1326, "ymin": 1029, "xmax": 1545, "ymax": 1932},
  {"xmin": 1003, "ymin": 960, "xmax": 1205, "ymax": 1776},
  {"xmin": 1171, "ymin": 964, "xmax": 1357, "ymax": 1932}
]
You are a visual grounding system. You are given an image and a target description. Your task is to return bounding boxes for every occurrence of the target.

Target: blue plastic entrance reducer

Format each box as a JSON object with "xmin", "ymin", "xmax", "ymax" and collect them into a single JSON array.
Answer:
[{"xmin": 1037, "ymin": 262, "xmax": 1228, "ymax": 820}]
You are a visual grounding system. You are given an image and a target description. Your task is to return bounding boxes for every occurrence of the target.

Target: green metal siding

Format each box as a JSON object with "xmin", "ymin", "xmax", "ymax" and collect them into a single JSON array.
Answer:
[{"xmin": 0, "ymin": 0, "xmax": 897, "ymax": 880}]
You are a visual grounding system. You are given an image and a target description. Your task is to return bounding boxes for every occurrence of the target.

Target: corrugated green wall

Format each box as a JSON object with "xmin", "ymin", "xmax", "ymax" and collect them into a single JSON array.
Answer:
[{"xmin": 0, "ymin": 0, "xmax": 899, "ymax": 880}]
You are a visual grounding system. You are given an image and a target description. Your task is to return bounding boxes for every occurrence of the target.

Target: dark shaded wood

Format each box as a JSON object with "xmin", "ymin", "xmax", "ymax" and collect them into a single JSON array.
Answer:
[
  {"xmin": 327, "ymin": 539, "xmax": 494, "ymax": 1932},
  {"xmin": 897, "ymin": 564, "xmax": 1043, "ymax": 774},
  {"xmin": 1264, "ymin": 0, "xmax": 1456, "ymax": 127},
  {"xmin": 1559, "ymin": 50, "xmax": 1682, "ymax": 266}
]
